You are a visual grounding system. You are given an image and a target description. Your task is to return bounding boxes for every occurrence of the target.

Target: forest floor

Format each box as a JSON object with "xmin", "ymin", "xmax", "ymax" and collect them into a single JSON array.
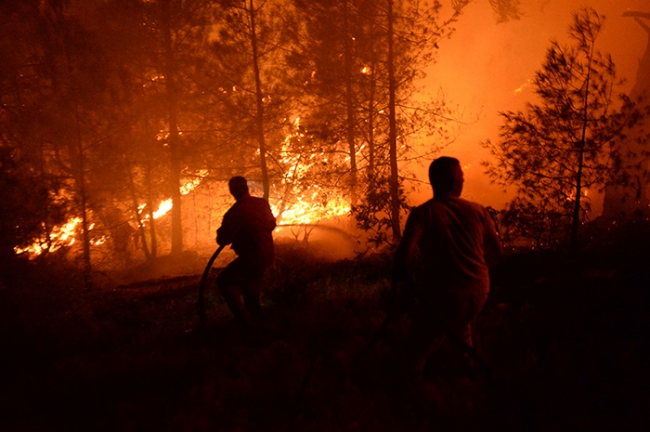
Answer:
[{"xmin": 0, "ymin": 229, "xmax": 649, "ymax": 432}]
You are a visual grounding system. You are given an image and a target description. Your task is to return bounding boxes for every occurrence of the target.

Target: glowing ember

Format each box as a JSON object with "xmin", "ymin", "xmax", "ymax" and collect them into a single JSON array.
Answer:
[{"xmin": 513, "ymin": 80, "xmax": 531, "ymax": 95}]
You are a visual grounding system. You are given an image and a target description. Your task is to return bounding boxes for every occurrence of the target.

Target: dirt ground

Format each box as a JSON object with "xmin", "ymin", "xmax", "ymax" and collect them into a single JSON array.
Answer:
[{"xmin": 0, "ymin": 237, "xmax": 648, "ymax": 432}]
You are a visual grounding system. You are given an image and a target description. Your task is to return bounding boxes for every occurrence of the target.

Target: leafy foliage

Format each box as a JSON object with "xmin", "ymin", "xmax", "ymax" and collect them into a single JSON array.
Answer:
[
  {"xmin": 290, "ymin": 0, "xmax": 462, "ymax": 245},
  {"xmin": 0, "ymin": 0, "xmax": 545, "ymax": 265},
  {"xmin": 452, "ymin": 0, "xmax": 522, "ymax": 23},
  {"xmin": 483, "ymin": 8, "xmax": 649, "ymax": 250},
  {"xmin": 488, "ymin": 200, "xmax": 570, "ymax": 251}
]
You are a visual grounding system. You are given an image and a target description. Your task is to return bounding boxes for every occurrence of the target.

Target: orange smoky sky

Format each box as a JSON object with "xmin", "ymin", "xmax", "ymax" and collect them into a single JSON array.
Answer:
[{"xmin": 414, "ymin": 0, "xmax": 649, "ymax": 211}]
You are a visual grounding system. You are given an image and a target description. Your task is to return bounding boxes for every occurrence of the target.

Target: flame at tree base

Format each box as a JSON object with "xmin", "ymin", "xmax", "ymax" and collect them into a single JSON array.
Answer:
[
  {"xmin": 14, "ymin": 217, "xmax": 106, "ymax": 256},
  {"xmin": 271, "ymin": 195, "xmax": 351, "ymax": 226}
]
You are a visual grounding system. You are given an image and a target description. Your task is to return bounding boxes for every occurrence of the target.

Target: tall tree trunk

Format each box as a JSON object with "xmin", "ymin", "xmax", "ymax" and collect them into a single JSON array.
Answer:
[
  {"xmin": 248, "ymin": 0, "xmax": 270, "ymax": 200},
  {"xmin": 74, "ymin": 104, "xmax": 92, "ymax": 289},
  {"xmin": 387, "ymin": 0, "xmax": 401, "ymax": 241},
  {"xmin": 343, "ymin": 0, "xmax": 357, "ymax": 197},
  {"xmin": 571, "ymin": 39, "xmax": 595, "ymax": 252},
  {"xmin": 161, "ymin": 0, "xmax": 183, "ymax": 256},
  {"xmin": 145, "ymin": 159, "xmax": 158, "ymax": 258},
  {"xmin": 51, "ymin": 0, "xmax": 93, "ymax": 286},
  {"xmin": 38, "ymin": 142, "xmax": 54, "ymax": 254},
  {"xmin": 367, "ymin": 65, "xmax": 376, "ymax": 180},
  {"xmin": 125, "ymin": 159, "xmax": 152, "ymax": 260},
  {"xmin": 141, "ymin": 119, "xmax": 158, "ymax": 258},
  {"xmin": 571, "ymin": 141, "xmax": 585, "ymax": 252},
  {"xmin": 367, "ymin": 19, "xmax": 377, "ymax": 183}
]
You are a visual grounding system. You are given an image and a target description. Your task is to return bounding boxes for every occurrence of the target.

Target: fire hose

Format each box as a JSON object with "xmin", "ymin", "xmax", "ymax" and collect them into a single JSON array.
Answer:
[{"xmin": 197, "ymin": 244, "xmax": 226, "ymax": 328}]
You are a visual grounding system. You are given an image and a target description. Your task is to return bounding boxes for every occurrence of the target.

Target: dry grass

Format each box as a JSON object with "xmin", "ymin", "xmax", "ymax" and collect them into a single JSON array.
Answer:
[{"xmin": 0, "ymin": 238, "xmax": 648, "ymax": 431}]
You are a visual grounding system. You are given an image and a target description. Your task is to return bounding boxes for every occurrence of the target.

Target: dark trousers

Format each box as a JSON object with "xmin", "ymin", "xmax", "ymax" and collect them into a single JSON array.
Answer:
[
  {"xmin": 402, "ymin": 282, "xmax": 489, "ymax": 378},
  {"xmin": 216, "ymin": 255, "xmax": 268, "ymax": 323}
]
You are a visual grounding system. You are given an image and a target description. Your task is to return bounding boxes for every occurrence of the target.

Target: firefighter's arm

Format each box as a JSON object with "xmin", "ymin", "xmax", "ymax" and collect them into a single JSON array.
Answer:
[
  {"xmin": 393, "ymin": 209, "xmax": 424, "ymax": 281},
  {"xmin": 216, "ymin": 208, "xmax": 242, "ymax": 246},
  {"xmin": 482, "ymin": 208, "xmax": 503, "ymax": 268}
]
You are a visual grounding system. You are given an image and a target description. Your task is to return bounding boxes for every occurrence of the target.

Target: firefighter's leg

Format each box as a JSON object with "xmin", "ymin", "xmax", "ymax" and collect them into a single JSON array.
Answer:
[
  {"xmin": 216, "ymin": 259, "xmax": 248, "ymax": 325},
  {"xmin": 402, "ymin": 306, "xmax": 446, "ymax": 378},
  {"xmin": 241, "ymin": 260, "xmax": 265, "ymax": 320},
  {"xmin": 241, "ymin": 278, "xmax": 263, "ymax": 319}
]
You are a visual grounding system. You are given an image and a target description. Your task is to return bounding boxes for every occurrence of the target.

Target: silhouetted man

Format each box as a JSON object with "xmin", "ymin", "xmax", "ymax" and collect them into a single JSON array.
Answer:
[
  {"xmin": 216, "ymin": 176, "xmax": 276, "ymax": 328},
  {"xmin": 394, "ymin": 156, "xmax": 502, "ymax": 377}
]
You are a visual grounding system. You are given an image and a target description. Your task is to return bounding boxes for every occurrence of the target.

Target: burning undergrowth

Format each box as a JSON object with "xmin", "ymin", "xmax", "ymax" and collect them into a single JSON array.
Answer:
[{"xmin": 0, "ymin": 237, "xmax": 648, "ymax": 431}]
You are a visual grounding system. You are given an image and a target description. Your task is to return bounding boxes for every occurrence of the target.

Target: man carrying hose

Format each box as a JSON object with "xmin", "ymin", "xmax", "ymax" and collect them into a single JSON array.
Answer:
[
  {"xmin": 393, "ymin": 156, "xmax": 502, "ymax": 378},
  {"xmin": 216, "ymin": 176, "xmax": 276, "ymax": 329}
]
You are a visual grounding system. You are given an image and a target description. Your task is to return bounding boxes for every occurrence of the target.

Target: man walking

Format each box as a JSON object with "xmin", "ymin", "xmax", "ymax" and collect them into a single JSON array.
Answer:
[
  {"xmin": 216, "ymin": 176, "xmax": 276, "ymax": 328},
  {"xmin": 394, "ymin": 156, "xmax": 502, "ymax": 377}
]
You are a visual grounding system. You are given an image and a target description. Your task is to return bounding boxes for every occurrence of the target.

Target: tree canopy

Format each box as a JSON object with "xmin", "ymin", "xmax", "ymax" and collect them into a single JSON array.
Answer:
[{"xmin": 483, "ymin": 7, "xmax": 649, "ymax": 251}]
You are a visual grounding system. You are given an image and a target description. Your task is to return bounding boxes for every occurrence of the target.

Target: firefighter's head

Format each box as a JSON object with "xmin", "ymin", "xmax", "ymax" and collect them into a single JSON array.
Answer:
[
  {"xmin": 228, "ymin": 176, "xmax": 250, "ymax": 200},
  {"xmin": 429, "ymin": 157, "xmax": 464, "ymax": 198}
]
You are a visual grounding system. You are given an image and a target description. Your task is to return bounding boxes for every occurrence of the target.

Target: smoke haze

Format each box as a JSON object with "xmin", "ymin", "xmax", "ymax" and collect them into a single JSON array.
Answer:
[{"xmin": 416, "ymin": 0, "xmax": 649, "ymax": 211}]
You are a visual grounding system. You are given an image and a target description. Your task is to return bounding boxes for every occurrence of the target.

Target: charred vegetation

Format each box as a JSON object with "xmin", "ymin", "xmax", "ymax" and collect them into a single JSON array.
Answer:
[{"xmin": 1, "ymin": 225, "xmax": 648, "ymax": 431}]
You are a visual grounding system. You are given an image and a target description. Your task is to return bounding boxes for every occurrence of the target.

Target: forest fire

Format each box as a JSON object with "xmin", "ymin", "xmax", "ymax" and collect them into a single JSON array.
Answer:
[
  {"xmin": 2, "ymin": 2, "xmax": 650, "ymax": 431},
  {"xmin": 5, "ymin": 0, "xmax": 647, "ymax": 267},
  {"xmin": 13, "ymin": 218, "xmax": 106, "ymax": 256},
  {"xmin": 11, "ymin": 115, "xmax": 354, "ymax": 259},
  {"xmin": 13, "ymin": 162, "xmax": 349, "ymax": 259},
  {"xmin": 270, "ymin": 117, "xmax": 352, "ymax": 226},
  {"xmin": 150, "ymin": 169, "xmax": 209, "ymax": 220},
  {"xmin": 13, "ymin": 218, "xmax": 80, "ymax": 256},
  {"xmin": 271, "ymin": 193, "xmax": 351, "ymax": 226},
  {"xmin": 14, "ymin": 171, "xmax": 209, "ymax": 258},
  {"xmin": 12, "ymin": 111, "xmax": 350, "ymax": 260}
]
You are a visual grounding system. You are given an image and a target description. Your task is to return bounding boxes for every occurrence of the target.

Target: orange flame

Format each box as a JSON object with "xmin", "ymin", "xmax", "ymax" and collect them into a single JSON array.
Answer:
[
  {"xmin": 149, "ymin": 169, "xmax": 209, "ymax": 220},
  {"xmin": 14, "ymin": 218, "xmax": 106, "ymax": 257},
  {"xmin": 15, "ymin": 116, "xmax": 360, "ymax": 258},
  {"xmin": 15, "ymin": 170, "xmax": 208, "ymax": 258},
  {"xmin": 271, "ymin": 117, "xmax": 351, "ymax": 225}
]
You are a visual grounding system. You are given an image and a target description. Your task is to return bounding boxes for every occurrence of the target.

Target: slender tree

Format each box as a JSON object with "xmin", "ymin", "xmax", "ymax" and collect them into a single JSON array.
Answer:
[
  {"xmin": 247, "ymin": 0, "xmax": 271, "ymax": 199},
  {"xmin": 158, "ymin": 0, "xmax": 184, "ymax": 255},
  {"xmin": 0, "ymin": 0, "xmax": 69, "ymax": 268},
  {"xmin": 206, "ymin": 0, "xmax": 295, "ymax": 200},
  {"xmin": 483, "ymin": 8, "xmax": 648, "ymax": 251},
  {"xmin": 291, "ymin": 0, "xmax": 462, "ymax": 244},
  {"xmin": 36, "ymin": 1, "xmax": 118, "ymax": 286},
  {"xmin": 386, "ymin": 0, "xmax": 401, "ymax": 240},
  {"xmin": 95, "ymin": 0, "xmax": 217, "ymax": 258},
  {"xmin": 290, "ymin": 0, "xmax": 367, "ymax": 201},
  {"xmin": 343, "ymin": 0, "xmax": 359, "ymax": 193}
]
